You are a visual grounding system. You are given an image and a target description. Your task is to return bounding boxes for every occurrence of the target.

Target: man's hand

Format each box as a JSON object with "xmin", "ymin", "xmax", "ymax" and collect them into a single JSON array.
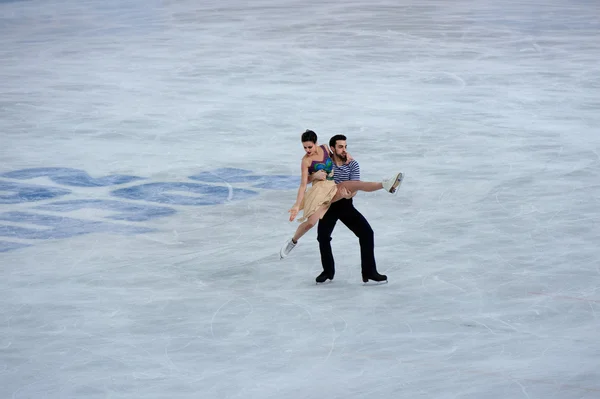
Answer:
[
  {"xmin": 345, "ymin": 153, "xmax": 354, "ymax": 164},
  {"xmin": 311, "ymin": 170, "xmax": 327, "ymax": 181},
  {"xmin": 339, "ymin": 187, "xmax": 352, "ymax": 199}
]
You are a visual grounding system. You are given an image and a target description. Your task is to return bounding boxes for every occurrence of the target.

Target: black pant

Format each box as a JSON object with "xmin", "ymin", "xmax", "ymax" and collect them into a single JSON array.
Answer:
[{"xmin": 317, "ymin": 198, "xmax": 376, "ymax": 277}]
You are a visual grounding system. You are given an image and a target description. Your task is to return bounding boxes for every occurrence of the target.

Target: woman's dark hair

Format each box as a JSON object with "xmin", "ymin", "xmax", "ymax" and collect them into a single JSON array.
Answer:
[{"xmin": 301, "ymin": 129, "xmax": 317, "ymax": 143}]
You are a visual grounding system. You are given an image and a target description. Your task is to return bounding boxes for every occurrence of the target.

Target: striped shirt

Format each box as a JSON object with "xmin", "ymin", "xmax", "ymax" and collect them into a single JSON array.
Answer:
[{"xmin": 333, "ymin": 160, "xmax": 360, "ymax": 184}]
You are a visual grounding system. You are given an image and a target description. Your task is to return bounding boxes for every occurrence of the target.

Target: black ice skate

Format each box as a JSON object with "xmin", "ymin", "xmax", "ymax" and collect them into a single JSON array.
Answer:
[
  {"xmin": 362, "ymin": 271, "xmax": 388, "ymax": 285},
  {"xmin": 315, "ymin": 271, "xmax": 334, "ymax": 284}
]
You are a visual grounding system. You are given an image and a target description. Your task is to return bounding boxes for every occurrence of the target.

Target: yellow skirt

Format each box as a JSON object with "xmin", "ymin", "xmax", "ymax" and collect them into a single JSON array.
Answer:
[{"xmin": 297, "ymin": 179, "xmax": 338, "ymax": 223}]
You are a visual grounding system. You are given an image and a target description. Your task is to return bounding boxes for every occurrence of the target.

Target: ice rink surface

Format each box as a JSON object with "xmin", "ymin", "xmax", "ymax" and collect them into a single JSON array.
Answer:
[{"xmin": 1, "ymin": 0, "xmax": 600, "ymax": 397}]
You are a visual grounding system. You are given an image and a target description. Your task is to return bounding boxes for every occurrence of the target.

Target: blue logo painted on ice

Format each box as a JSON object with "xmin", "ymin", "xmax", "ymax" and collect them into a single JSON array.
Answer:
[{"xmin": 0, "ymin": 167, "xmax": 297, "ymax": 252}]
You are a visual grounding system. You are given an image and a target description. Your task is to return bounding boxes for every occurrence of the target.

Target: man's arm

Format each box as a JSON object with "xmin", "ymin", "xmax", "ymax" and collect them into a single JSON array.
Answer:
[
  {"xmin": 308, "ymin": 170, "xmax": 327, "ymax": 182},
  {"xmin": 348, "ymin": 160, "xmax": 360, "ymax": 181},
  {"xmin": 347, "ymin": 160, "xmax": 360, "ymax": 198}
]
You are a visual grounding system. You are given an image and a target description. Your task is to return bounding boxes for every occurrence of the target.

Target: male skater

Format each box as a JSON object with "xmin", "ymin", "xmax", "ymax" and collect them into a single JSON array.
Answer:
[{"xmin": 310, "ymin": 135, "xmax": 398, "ymax": 284}]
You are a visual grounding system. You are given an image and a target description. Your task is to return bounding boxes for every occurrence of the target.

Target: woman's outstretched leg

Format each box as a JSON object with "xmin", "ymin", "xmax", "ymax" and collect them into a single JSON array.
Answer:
[
  {"xmin": 331, "ymin": 172, "xmax": 404, "ymax": 202},
  {"xmin": 331, "ymin": 181, "xmax": 381, "ymax": 202},
  {"xmin": 340, "ymin": 181, "xmax": 383, "ymax": 192}
]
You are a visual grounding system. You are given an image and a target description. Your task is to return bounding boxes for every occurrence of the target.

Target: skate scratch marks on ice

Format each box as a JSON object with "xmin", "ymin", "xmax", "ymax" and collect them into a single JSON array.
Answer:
[
  {"xmin": 465, "ymin": 369, "xmax": 600, "ymax": 393},
  {"xmin": 441, "ymin": 71, "xmax": 466, "ymax": 90},
  {"xmin": 512, "ymin": 378, "xmax": 531, "ymax": 399},
  {"xmin": 529, "ymin": 292, "xmax": 600, "ymax": 304},
  {"xmin": 432, "ymin": 275, "xmax": 467, "ymax": 293},
  {"xmin": 210, "ymin": 298, "xmax": 235, "ymax": 339},
  {"xmin": 323, "ymin": 312, "xmax": 347, "ymax": 365},
  {"xmin": 210, "ymin": 297, "xmax": 253, "ymax": 339}
]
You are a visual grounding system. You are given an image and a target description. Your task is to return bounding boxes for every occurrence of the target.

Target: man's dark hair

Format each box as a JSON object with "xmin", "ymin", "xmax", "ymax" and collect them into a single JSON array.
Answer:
[
  {"xmin": 301, "ymin": 129, "xmax": 318, "ymax": 143},
  {"xmin": 329, "ymin": 134, "xmax": 347, "ymax": 148}
]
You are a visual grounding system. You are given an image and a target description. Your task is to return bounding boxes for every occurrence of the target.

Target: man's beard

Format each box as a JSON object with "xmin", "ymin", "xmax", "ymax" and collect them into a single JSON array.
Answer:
[{"xmin": 337, "ymin": 153, "xmax": 347, "ymax": 162}]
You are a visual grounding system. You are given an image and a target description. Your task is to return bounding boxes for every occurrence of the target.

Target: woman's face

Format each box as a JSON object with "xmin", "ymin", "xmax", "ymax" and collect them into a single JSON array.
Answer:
[{"xmin": 302, "ymin": 141, "xmax": 317, "ymax": 156}]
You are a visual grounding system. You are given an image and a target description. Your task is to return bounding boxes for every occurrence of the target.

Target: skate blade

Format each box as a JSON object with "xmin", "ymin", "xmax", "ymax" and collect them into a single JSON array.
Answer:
[
  {"xmin": 316, "ymin": 280, "xmax": 333, "ymax": 285},
  {"xmin": 316, "ymin": 278, "xmax": 334, "ymax": 285},
  {"xmin": 390, "ymin": 173, "xmax": 404, "ymax": 194},
  {"xmin": 362, "ymin": 280, "xmax": 388, "ymax": 286}
]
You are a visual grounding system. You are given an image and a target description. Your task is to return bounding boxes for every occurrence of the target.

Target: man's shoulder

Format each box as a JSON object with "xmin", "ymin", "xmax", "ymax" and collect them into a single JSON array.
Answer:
[
  {"xmin": 344, "ymin": 159, "xmax": 360, "ymax": 170},
  {"xmin": 335, "ymin": 159, "xmax": 360, "ymax": 168}
]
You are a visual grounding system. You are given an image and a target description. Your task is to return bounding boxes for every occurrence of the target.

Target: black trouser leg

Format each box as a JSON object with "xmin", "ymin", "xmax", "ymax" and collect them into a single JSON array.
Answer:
[
  {"xmin": 339, "ymin": 204, "xmax": 377, "ymax": 275},
  {"xmin": 316, "ymin": 201, "xmax": 343, "ymax": 278}
]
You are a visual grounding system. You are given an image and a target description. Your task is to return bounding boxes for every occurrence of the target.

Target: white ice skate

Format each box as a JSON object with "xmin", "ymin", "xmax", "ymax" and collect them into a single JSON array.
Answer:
[
  {"xmin": 383, "ymin": 172, "xmax": 404, "ymax": 194},
  {"xmin": 279, "ymin": 238, "xmax": 297, "ymax": 259}
]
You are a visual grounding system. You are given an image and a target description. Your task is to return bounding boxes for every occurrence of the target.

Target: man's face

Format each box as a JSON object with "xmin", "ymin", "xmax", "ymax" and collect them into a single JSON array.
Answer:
[{"xmin": 331, "ymin": 140, "xmax": 348, "ymax": 162}]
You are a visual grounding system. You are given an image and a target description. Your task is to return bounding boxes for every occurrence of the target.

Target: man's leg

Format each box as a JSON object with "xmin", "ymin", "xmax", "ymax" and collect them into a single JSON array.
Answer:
[
  {"xmin": 339, "ymin": 204, "xmax": 387, "ymax": 283},
  {"xmin": 316, "ymin": 201, "xmax": 342, "ymax": 282}
]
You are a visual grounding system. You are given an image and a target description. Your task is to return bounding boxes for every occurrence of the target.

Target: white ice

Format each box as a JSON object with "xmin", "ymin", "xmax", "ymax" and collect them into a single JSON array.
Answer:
[{"xmin": 1, "ymin": 0, "xmax": 600, "ymax": 398}]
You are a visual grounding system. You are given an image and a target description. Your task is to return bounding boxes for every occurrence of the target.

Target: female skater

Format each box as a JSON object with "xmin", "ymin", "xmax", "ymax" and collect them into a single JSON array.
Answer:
[{"xmin": 279, "ymin": 129, "xmax": 403, "ymax": 259}]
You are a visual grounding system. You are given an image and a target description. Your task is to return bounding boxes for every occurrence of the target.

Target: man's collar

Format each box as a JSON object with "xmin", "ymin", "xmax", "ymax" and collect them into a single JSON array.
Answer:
[{"xmin": 332, "ymin": 155, "xmax": 345, "ymax": 166}]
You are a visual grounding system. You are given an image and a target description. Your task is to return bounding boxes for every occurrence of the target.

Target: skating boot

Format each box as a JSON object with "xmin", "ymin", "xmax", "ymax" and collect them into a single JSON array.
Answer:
[
  {"xmin": 382, "ymin": 172, "xmax": 404, "ymax": 194},
  {"xmin": 315, "ymin": 271, "xmax": 334, "ymax": 284},
  {"xmin": 279, "ymin": 238, "xmax": 297, "ymax": 259},
  {"xmin": 362, "ymin": 271, "xmax": 388, "ymax": 284}
]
